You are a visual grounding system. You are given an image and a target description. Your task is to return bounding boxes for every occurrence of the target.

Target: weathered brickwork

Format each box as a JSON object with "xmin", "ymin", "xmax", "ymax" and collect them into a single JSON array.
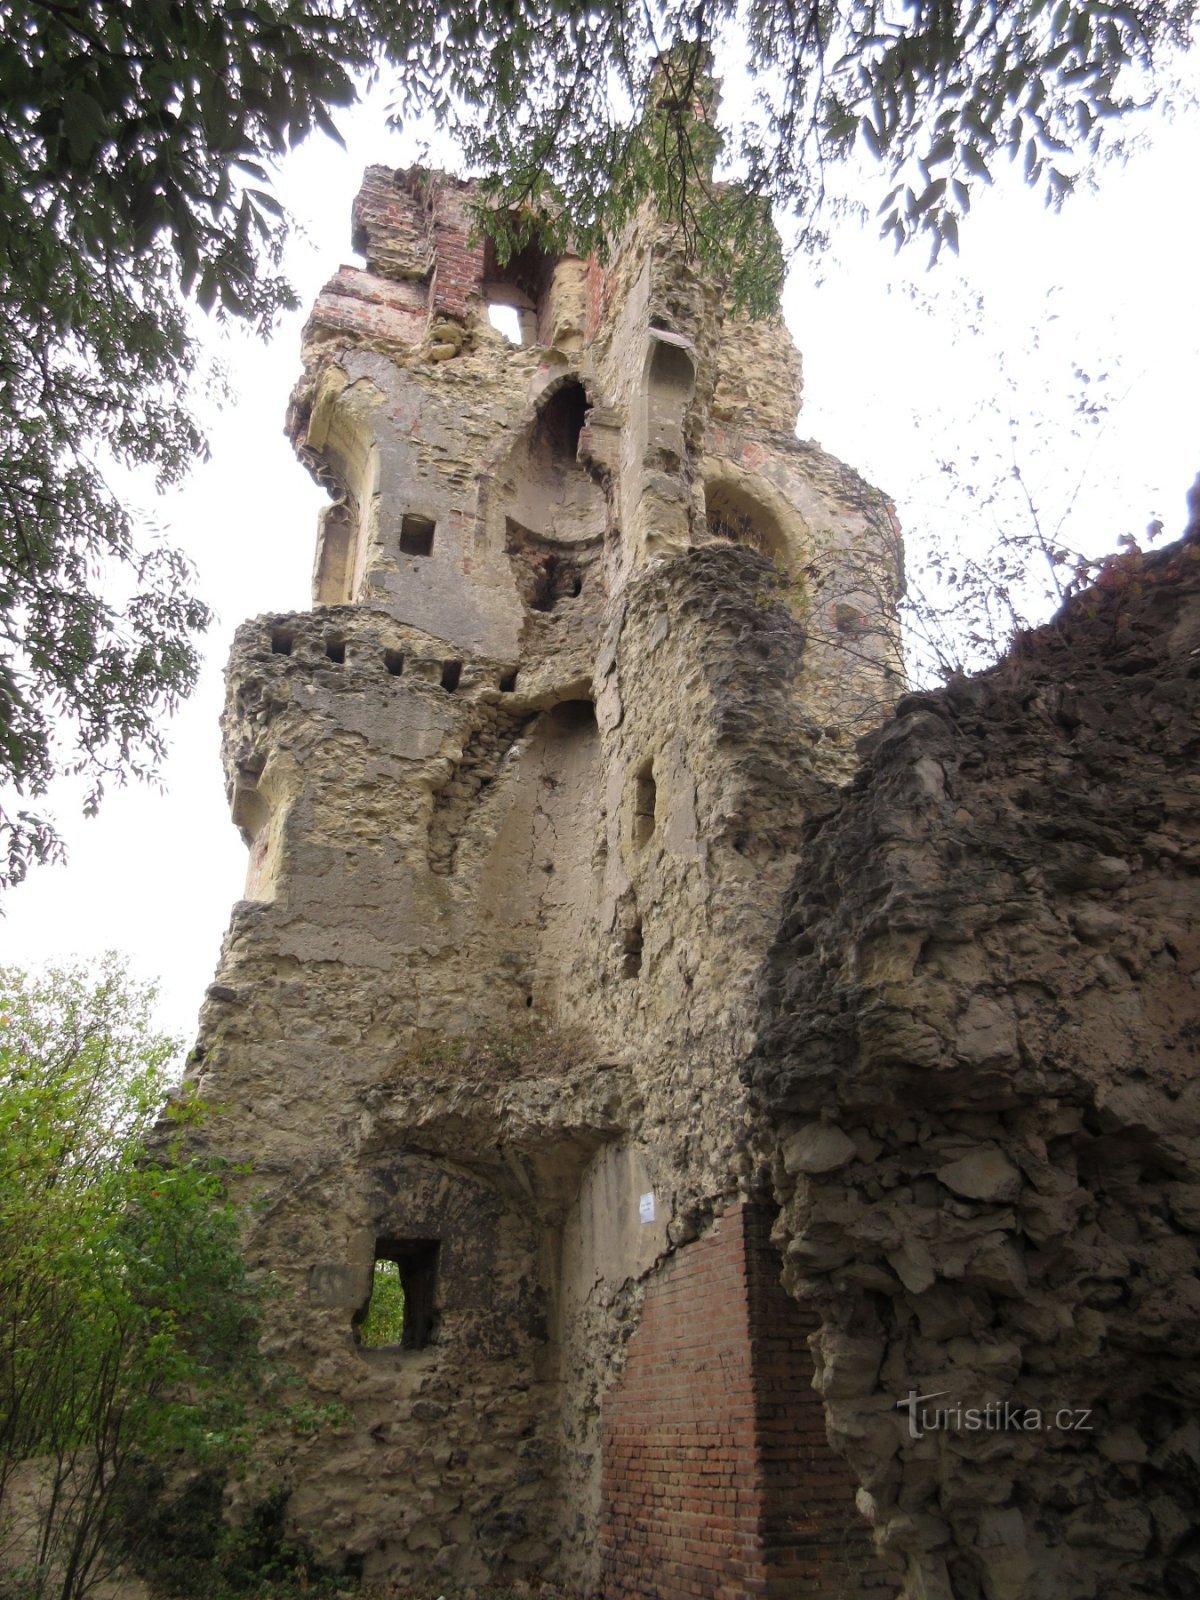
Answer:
[
  {"xmin": 600, "ymin": 1204, "xmax": 900, "ymax": 1599},
  {"xmin": 744, "ymin": 1208, "xmax": 899, "ymax": 1600},
  {"xmin": 601, "ymin": 1207, "xmax": 770, "ymax": 1598}
]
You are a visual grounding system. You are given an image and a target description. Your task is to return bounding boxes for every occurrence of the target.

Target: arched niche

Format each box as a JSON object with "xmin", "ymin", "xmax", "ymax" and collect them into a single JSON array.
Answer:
[
  {"xmin": 230, "ymin": 770, "xmax": 285, "ymax": 903},
  {"xmin": 700, "ymin": 467, "xmax": 808, "ymax": 573},
  {"xmin": 480, "ymin": 230, "xmax": 587, "ymax": 350},
  {"xmin": 312, "ymin": 501, "xmax": 355, "ymax": 605},
  {"xmin": 491, "ymin": 377, "xmax": 607, "ymax": 609},
  {"xmin": 479, "ymin": 698, "xmax": 602, "ymax": 1018},
  {"xmin": 481, "ymin": 231, "xmax": 549, "ymax": 347},
  {"xmin": 304, "ymin": 373, "xmax": 382, "ymax": 606},
  {"xmin": 642, "ymin": 330, "xmax": 696, "ymax": 466},
  {"xmin": 531, "ymin": 379, "xmax": 588, "ymax": 467}
]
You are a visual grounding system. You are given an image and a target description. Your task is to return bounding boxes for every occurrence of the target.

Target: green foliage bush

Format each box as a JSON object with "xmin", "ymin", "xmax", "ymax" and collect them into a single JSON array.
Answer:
[
  {"xmin": 357, "ymin": 1262, "xmax": 406, "ymax": 1350},
  {"xmin": 118, "ymin": 1475, "xmax": 346, "ymax": 1600},
  {"xmin": 0, "ymin": 958, "xmax": 264, "ymax": 1600}
]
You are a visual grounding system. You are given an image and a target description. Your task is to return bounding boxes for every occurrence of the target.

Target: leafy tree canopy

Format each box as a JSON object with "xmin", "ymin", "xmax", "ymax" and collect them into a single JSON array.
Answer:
[
  {"xmin": 422, "ymin": 0, "xmax": 1197, "ymax": 305},
  {"xmin": 0, "ymin": 956, "xmax": 262, "ymax": 1600},
  {"xmin": 1, "ymin": 0, "xmax": 1193, "ymax": 886},
  {"xmin": 0, "ymin": 0, "xmax": 387, "ymax": 888}
]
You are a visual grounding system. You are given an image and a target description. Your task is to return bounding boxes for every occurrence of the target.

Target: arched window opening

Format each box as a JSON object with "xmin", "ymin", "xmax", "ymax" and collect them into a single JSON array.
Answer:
[{"xmin": 533, "ymin": 381, "xmax": 588, "ymax": 465}]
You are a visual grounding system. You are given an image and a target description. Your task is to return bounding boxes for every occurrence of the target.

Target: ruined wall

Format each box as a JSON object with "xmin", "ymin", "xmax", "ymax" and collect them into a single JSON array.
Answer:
[
  {"xmin": 748, "ymin": 533, "xmax": 1200, "ymax": 1599},
  {"xmin": 190, "ymin": 146, "xmax": 1200, "ymax": 1600},
  {"xmin": 188, "ymin": 160, "xmax": 903, "ymax": 1593},
  {"xmin": 600, "ymin": 1203, "xmax": 901, "ymax": 1599}
]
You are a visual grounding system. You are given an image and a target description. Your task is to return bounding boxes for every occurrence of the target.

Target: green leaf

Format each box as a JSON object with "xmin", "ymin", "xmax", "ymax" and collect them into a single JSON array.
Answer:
[{"xmin": 63, "ymin": 89, "xmax": 109, "ymax": 164}]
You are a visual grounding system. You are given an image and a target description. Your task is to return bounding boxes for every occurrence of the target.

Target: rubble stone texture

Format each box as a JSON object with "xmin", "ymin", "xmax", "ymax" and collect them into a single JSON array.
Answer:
[
  {"xmin": 749, "ymin": 534, "xmax": 1200, "ymax": 1599},
  {"xmin": 189, "ymin": 160, "xmax": 1200, "ymax": 1598}
]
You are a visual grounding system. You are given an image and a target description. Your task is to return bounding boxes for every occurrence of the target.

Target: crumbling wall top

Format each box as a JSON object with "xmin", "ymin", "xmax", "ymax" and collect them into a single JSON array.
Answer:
[{"xmin": 350, "ymin": 165, "xmax": 436, "ymax": 281}]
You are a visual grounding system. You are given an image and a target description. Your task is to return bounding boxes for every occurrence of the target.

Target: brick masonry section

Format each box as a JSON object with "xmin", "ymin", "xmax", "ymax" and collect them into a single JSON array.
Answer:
[{"xmin": 599, "ymin": 1204, "xmax": 900, "ymax": 1598}]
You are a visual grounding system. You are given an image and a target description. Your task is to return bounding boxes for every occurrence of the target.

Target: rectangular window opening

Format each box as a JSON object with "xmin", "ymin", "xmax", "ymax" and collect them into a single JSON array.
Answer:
[
  {"xmin": 400, "ymin": 514, "xmax": 436, "ymax": 557},
  {"xmin": 384, "ymin": 649, "xmax": 405, "ymax": 677},
  {"xmin": 487, "ymin": 302, "xmax": 522, "ymax": 344},
  {"xmin": 621, "ymin": 920, "xmax": 644, "ymax": 980},
  {"xmin": 271, "ymin": 630, "xmax": 294, "ymax": 656},
  {"xmin": 441, "ymin": 660, "xmax": 462, "ymax": 692},
  {"xmin": 325, "ymin": 637, "xmax": 346, "ymax": 664},
  {"xmin": 633, "ymin": 762, "xmax": 657, "ymax": 847},
  {"xmin": 499, "ymin": 670, "xmax": 518, "ymax": 693},
  {"xmin": 356, "ymin": 1238, "xmax": 439, "ymax": 1351}
]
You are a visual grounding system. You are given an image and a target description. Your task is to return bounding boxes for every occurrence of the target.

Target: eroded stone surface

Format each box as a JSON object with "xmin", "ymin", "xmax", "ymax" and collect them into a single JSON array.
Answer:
[
  {"xmin": 749, "ymin": 534, "xmax": 1200, "ymax": 1600},
  {"xmin": 190, "ymin": 165, "xmax": 903, "ymax": 1593},
  {"xmin": 191, "ymin": 154, "xmax": 1200, "ymax": 1599}
]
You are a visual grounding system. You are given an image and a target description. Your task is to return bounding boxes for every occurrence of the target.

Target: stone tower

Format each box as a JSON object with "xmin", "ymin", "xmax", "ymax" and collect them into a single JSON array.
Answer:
[{"xmin": 189, "ymin": 165, "xmax": 905, "ymax": 1595}]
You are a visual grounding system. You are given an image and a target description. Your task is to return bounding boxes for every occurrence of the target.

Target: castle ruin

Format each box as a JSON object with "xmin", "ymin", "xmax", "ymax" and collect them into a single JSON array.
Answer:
[{"xmin": 188, "ymin": 165, "xmax": 1200, "ymax": 1599}]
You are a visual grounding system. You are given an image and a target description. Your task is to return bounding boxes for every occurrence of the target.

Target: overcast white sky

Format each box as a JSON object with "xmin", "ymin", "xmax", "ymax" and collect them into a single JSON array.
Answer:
[{"xmin": 0, "ymin": 84, "xmax": 1196, "ymax": 1052}]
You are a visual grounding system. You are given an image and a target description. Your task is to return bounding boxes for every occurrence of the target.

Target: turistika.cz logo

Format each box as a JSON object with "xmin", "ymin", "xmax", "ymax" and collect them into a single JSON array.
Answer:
[{"xmin": 896, "ymin": 1391, "xmax": 1094, "ymax": 1441}]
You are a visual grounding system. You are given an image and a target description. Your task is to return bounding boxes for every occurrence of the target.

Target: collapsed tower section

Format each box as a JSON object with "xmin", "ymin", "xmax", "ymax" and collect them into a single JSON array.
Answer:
[{"xmin": 191, "ymin": 165, "xmax": 903, "ymax": 1593}]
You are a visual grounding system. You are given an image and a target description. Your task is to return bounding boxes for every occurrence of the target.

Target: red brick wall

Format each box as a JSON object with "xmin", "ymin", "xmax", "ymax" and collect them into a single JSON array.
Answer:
[
  {"xmin": 599, "ymin": 1204, "xmax": 898, "ymax": 1599},
  {"xmin": 742, "ymin": 1208, "xmax": 897, "ymax": 1599},
  {"xmin": 307, "ymin": 266, "xmax": 429, "ymax": 346},
  {"xmin": 429, "ymin": 180, "xmax": 487, "ymax": 322}
]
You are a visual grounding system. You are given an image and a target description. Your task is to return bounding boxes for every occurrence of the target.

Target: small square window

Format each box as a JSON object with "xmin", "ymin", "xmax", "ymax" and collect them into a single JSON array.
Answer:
[
  {"xmin": 399, "ymin": 515, "xmax": 436, "ymax": 557},
  {"xmin": 633, "ymin": 761, "xmax": 657, "ymax": 847},
  {"xmin": 355, "ymin": 1237, "xmax": 439, "ymax": 1351}
]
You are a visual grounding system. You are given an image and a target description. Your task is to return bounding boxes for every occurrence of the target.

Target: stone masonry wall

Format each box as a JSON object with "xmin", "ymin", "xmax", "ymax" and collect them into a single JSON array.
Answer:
[
  {"xmin": 191, "ymin": 146, "xmax": 1200, "ymax": 1600},
  {"xmin": 189, "ymin": 159, "xmax": 905, "ymax": 1595},
  {"xmin": 748, "ymin": 531, "xmax": 1200, "ymax": 1600}
]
